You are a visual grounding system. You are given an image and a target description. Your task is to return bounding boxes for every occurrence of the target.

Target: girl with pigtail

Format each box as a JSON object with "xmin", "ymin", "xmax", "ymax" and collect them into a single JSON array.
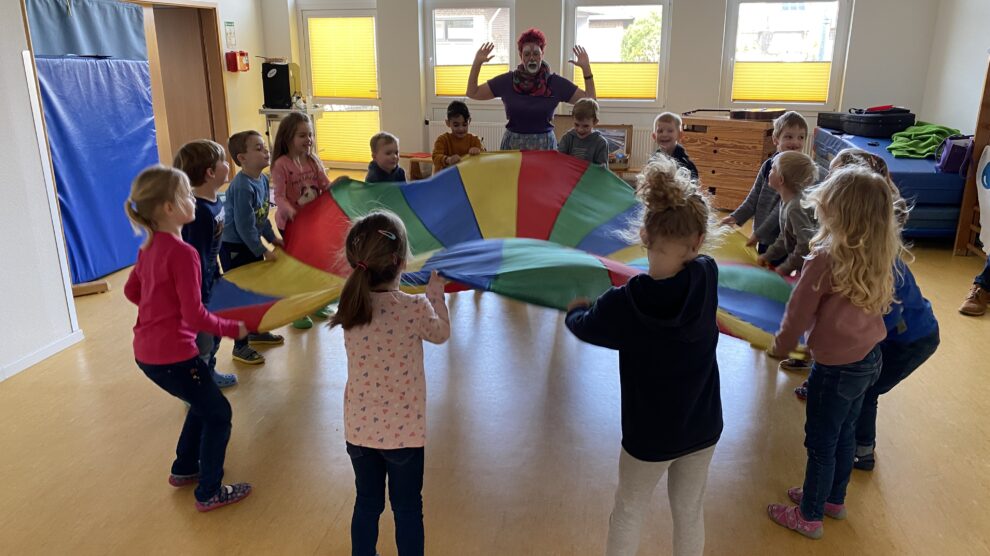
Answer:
[
  {"xmin": 565, "ymin": 154, "xmax": 723, "ymax": 556},
  {"xmin": 331, "ymin": 210, "xmax": 450, "ymax": 556}
]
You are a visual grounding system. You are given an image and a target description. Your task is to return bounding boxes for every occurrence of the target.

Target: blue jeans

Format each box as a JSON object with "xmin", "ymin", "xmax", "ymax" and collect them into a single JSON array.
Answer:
[
  {"xmin": 856, "ymin": 329, "xmax": 940, "ymax": 448},
  {"xmin": 800, "ymin": 346, "xmax": 882, "ymax": 521},
  {"xmin": 346, "ymin": 442, "xmax": 425, "ymax": 556},
  {"xmin": 975, "ymin": 257, "xmax": 990, "ymax": 289},
  {"xmin": 137, "ymin": 357, "xmax": 232, "ymax": 502}
]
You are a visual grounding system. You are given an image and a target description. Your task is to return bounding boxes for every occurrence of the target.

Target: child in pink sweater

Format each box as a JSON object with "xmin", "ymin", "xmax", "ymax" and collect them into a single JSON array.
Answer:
[
  {"xmin": 124, "ymin": 165, "xmax": 251, "ymax": 512},
  {"xmin": 330, "ymin": 209, "xmax": 450, "ymax": 556},
  {"xmin": 270, "ymin": 111, "xmax": 332, "ymax": 329},
  {"xmin": 766, "ymin": 166, "xmax": 906, "ymax": 540}
]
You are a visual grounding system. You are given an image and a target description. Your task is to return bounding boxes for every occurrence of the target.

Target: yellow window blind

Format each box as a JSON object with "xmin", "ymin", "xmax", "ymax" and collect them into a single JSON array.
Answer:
[
  {"xmin": 731, "ymin": 61, "xmax": 831, "ymax": 103},
  {"xmin": 315, "ymin": 110, "xmax": 380, "ymax": 164},
  {"xmin": 308, "ymin": 17, "xmax": 379, "ymax": 99},
  {"xmin": 572, "ymin": 62, "xmax": 658, "ymax": 100},
  {"xmin": 435, "ymin": 64, "xmax": 507, "ymax": 97}
]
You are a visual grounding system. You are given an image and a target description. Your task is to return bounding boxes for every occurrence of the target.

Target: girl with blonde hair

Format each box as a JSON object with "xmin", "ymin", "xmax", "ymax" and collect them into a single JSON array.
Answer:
[{"xmin": 767, "ymin": 165, "xmax": 906, "ymax": 539}]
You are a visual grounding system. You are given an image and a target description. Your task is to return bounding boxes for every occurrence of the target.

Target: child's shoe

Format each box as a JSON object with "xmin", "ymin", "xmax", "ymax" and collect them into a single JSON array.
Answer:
[
  {"xmin": 795, "ymin": 380, "xmax": 808, "ymax": 401},
  {"xmin": 312, "ymin": 305, "xmax": 334, "ymax": 319},
  {"xmin": 779, "ymin": 358, "xmax": 812, "ymax": 373},
  {"xmin": 212, "ymin": 370, "xmax": 238, "ymax": 388},
  {"xmin": 248, "ymin": 332, "xmax": 284, "ymax": 345},
  {"xmin": 786, "ymin": 487, "xmax": 847, "ymax": 519},
  {"xmin": 168, "ymin": 472, "xmax": 200, "ymax": 487},
  {"xmin": 854, "ymin": 451, "xmax": 876, "ymax": 471},
  {"xmin": 195, "ymin": 483, "xmax": 252, "ymax": 512},
  {"xmin": 232, "ymin": 345, "xmax": 265, "ymax": 365},
  {"xmin": 959, "ymin": 285, "xmax": 989, "ymax": 316},
  {"xmin": 292, "ymin": 316, "xmax": 314, "ymax": 329},
  {"xmin": 767, "ymin": 503, "xmax": 823, "ymax": 539}
]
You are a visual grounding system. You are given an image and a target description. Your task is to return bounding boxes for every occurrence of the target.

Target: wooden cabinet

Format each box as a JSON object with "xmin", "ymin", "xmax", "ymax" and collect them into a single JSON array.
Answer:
[{"xmin": 681, "ymin": 116, "xmax": 776, "ymax": 210}]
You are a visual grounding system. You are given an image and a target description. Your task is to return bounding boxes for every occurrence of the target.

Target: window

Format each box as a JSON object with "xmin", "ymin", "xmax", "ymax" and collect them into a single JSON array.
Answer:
[
  {"xmin": 305, "ymin": 13, "xmax": 381, "ymax": 164},
  {"xmin": 565, "ymin": 2, "xmax": 671, "ymax": 102},
  {"xmin": 431, "ymin": 7, "xmax": 512, "ymax": 97},
  {"xmin": 723, "ymin": 0, "xmax": 851, "ymax": 106}
]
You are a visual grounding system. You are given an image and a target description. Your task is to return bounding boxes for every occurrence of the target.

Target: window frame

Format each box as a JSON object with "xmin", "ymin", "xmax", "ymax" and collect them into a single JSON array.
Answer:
[
  {"xmin": 425, "ymin": 0, "xmax": 515, "ymax": 107},
  {"xmin": 300, "ymin": 8, "xmax": 383, "ymax": 167},
  {"xmin": 719, "ymin": 0, "xmax": 853, "ymax": 111},
  {"xmin": 562, "ymin": 0, "xmax": 673, "ymax": 111}
]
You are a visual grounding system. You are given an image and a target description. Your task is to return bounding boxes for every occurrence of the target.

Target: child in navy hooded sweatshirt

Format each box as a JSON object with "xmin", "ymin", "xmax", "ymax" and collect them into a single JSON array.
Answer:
[{"xmin": 565, "ymin": 153, "xmax": 722, "ymax": 556}]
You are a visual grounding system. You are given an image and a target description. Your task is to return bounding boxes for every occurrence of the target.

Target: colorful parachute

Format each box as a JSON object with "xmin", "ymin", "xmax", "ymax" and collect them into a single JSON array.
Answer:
[{"xmin": 206, "ymin": 151, "xmax": 798, "ymax": 353}]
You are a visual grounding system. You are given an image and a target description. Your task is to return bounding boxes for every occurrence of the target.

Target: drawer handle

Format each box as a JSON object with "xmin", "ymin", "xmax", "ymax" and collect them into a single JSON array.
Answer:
[
  {"xmin": 713, "ymin": 149, "xmax": 718, "ymax": 154},
  {"xmin": 711, "ymin": 169, "xmax": 716, "ymax": 174},
  {"xmin": 708, "ymin": 187, "xmax": 716, "ymax": 195}
]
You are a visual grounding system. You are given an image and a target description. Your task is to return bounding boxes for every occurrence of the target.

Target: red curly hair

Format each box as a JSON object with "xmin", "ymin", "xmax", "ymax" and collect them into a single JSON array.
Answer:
[{"xmin": 516, "ymin": 27, "xmax": 547, "ymax": 52}]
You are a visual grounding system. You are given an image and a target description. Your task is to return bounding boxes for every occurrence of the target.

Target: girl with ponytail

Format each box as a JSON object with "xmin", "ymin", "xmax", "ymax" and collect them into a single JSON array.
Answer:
[
  {"xmin": 565, "ymin": 154, "xmax": 722, "ymax": 556},
  {"xmin": 332, "ymin": 210, "xmax": 449, "ymax": 555},
  {"xmin": 123, "ymin": 165, "xmax": 252, "ymax": 512}
]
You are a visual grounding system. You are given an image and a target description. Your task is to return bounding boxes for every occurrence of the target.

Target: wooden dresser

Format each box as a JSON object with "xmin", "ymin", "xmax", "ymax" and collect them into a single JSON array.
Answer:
[{"xmin": 681, "ymin": 115, "xmax": 776, "ymax": 210}]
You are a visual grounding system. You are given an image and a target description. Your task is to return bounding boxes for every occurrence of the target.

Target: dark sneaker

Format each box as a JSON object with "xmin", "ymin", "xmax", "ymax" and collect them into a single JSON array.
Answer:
[
  {"xmin": 767, "ymin": 504, "xmax": 823, "ymax": 539},
  {"xmin": 854, "ymin": 451, "xmax": 876, "ymax": 471},
  {"xmin": 232, "ymin": 345, "xmax": 265, "ymax": 365},
  {"xmin": 779, "ymin": 358, "xmax": 812, "ymax": 373},
  {"xmin": 168, "ymin": 472, "xmax": 199, "ymax": 487},
  {"xmin": 212, "ymin": 371, "xmax": 238, "ymax": 388},
  {"xmin": 195, "ymin": 483, "xmax": 252, "ymax": 512},
  {"xmin": 786, "ymin": 487, "xmax": 847, "ymax": 519},
  {"xmin": 248, "ymin": 332, "xmax": 284, "ymax": 345}
]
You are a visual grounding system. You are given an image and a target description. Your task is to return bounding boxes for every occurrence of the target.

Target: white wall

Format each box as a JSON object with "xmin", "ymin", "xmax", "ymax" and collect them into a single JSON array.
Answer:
[
  {"xmin": 841, "ymin": 0, "xmax": 938, "ymax": 114},
  {"xmin": 260, "ymin": 0, "xmax": 970, "ymax": 148},
  {"xmin": 920, "ymin": 0, "xmax": 990, "ymax": 134},
  {"xmin": 217, "ymin": 0, "xmax": 268, "ymax": 135},
  {"xmin": 377, "ymin": 0, "xmax": 428, "ymax": 150},
  {"xmin": 0, "ymin": 4, "xmax": 80, "ymax": 381}
]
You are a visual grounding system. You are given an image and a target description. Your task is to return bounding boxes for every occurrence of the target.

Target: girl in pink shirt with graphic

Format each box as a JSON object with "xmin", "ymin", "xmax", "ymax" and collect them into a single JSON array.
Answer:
[
  {"xmin": 123, "ymin": 166, "xmax": 252, "ymax": 512},
  {"xmin": 330, "ymin": 210, "xmax": 450, "ymax": 556},
  {"xmin": 270, "ymin": 111, "xmax": 333, "ymax": 329},
  {"xmin": 765, "ymin": 166, "xmax": 906, "ymax": 539}
]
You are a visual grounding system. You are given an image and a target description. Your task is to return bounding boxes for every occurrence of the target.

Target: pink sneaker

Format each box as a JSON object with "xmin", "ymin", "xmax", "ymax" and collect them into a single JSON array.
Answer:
[
  {"xmin": 787, "ymin": 487, "xmax": 847, "ymax": 519},
  {"xmin": 195, "ymin": 483, "xmax": 252, "ymax": 512},
  {"xmin": 767, "ymin": 503, "xmax": 823, "ymax": 539}
]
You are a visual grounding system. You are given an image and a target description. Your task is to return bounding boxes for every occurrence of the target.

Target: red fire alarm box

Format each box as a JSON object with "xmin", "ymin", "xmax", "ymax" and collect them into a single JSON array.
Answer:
[{"xmin": 225, "ymin": 51, "xmax": 250, "ymax": 72}]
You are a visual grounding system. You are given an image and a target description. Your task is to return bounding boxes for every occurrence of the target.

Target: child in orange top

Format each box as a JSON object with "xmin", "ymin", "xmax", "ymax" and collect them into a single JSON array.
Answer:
[
  {"xmin": 270, "ymin": 112, "xmax": 333, "ymax": 329},
  {"xmin": 432, "ymin": 100, "xmax": 483, "ymax": 171}
]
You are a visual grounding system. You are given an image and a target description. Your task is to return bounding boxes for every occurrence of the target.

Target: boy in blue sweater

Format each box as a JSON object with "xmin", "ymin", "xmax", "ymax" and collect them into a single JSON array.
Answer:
[
  {"xmin": 220, "ymin": 130, "xmax": 284, "ymax": 365},
  {"xmin": 175, "ymin": 139, "xmax": 238, "ymax": 387},
  {"xmin": 365, "ymin": 132, "xmax": 406, "ymax": 183}
]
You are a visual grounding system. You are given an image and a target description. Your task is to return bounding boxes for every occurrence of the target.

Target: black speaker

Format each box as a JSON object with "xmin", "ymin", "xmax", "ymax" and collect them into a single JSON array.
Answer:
[{"xmin": 262, "ymin": 62, "xmax": 292, "ymax": 109}]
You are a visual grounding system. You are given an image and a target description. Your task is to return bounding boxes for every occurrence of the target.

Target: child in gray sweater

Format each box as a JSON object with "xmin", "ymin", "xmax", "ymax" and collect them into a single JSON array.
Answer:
[
  {"xmin": 759, "ymin": 151, "xmax": 819, "ymax": 276},
  {"xmin": 721, "ymin": 111, "xmax": 809, "ymax": 252},
  {"xmin": 558, "ymin": 98, "xmax": 609, "ymax": 167}
]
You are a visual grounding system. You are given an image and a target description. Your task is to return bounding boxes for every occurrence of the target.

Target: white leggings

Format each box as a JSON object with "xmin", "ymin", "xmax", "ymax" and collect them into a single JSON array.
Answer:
[{"xmin": 605, "ymin": 445, "xmax": 716, "ymax": 556}]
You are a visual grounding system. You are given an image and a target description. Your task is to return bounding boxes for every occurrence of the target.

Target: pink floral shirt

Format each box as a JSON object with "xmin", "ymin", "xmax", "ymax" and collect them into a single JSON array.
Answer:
[
  {"xmin": 343, "ymin": 280, "xmax": 450, "ymax": 449},
  {"xmin": 271, "ymin": 154, "xmax": 330, "ymax": 230}
]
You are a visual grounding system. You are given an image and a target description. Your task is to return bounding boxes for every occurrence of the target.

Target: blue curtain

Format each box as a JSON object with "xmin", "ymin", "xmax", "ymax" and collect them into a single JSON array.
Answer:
[
  {"xmin": 37, "ymin": 57, "xmax": 159, "ymax": 283},
  {"xmin": 26, "ymin": 0, "xmax": 147, "ymax": 60}
]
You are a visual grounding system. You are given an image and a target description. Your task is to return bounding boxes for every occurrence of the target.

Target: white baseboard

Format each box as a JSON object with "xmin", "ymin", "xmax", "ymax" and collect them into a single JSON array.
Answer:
[{"xmin": 0, "ymin": 330, "xmax": 84, "ymax": 383}]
